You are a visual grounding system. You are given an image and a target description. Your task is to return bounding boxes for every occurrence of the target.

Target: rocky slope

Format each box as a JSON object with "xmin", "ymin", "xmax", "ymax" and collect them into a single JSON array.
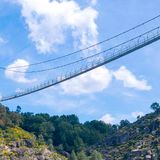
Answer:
[
  {"xmin": 0, "ymin": 127, "xmax": 67, "ymax": 160},
  {"xmin": 90, "ymin": 112, "xmax": 160, "ymax": 159}
]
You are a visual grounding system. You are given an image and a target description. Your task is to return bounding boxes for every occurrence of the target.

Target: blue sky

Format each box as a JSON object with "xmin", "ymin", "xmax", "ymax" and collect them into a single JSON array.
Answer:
[{"xmin": 0, "ymin": 0, "xmax": 160, "ymax": 124}]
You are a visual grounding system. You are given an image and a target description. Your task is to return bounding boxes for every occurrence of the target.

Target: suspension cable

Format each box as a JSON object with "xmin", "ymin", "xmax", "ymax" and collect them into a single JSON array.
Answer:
[{"xmin": 2, "ymin": 13, "xmax": 160, "ymax": 70}]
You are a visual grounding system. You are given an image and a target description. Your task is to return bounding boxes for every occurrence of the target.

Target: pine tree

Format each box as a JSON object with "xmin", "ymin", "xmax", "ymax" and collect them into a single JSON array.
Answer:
[
  {"xmin": 69, "ymin": 150, "xmax": 78, "ymax": 160},
  {"xmin": 77, "ymin": 150, "xmax": 88, "ymax": 160},
  {"xmin": 89, "ymin": 150, "xmax": 103, "ymax": 160},
  {"xmin": 74, "ymin": 137, "xmax": 85, "ymax": 152}
]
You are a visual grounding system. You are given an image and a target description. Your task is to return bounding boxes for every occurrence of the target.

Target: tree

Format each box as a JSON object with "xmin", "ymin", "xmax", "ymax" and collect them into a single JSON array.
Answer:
[
  {"xmin": 16, "ymin": 106, "xmax": 21, "ymax": 113},
  {"xmin": 0, "ymin": 105, "xmax": 22, "ymax": 128},
  {"xmin": 89, "ymin": 150, "xmax": 103, "ymax": 160},
  {"xmin": 9, "ymin": 112, "xmax": 22, "ymax": 126},
  {"xmin": 56, "ymin": 144, "xmax": 64, "ymax": 152},
  {"xmin": 119, "ymin": 120, "xmax": 130, "ymax": 128},
  {"xmin": 77, "ymin": 151, "xmax": 88, "ymax": 160},
  {"xmin": 74, "ymin": 137, "xmax": 85, "ymax": 152},
  {"xmin": 0, "ymin": 106, "xmax": 12, "ymax": 128},
  {"xmin": 85, "ymin": 120, "xmax": 112, "ymax": 134},
  {"xmin": 48, "ymin": 139, "xmax": 54, "ymax": 151},
  {"xmin": 69, "ymin": 151, "xmax": 78, "ymax": 160},
  {"xmin": 150, "ymin": 102, "xmax": 160, "ymax": 113},
  {"xmin": 112, "ymin": 125, "xmax": 118, "ymax": 132},
  {"xmin": 38, "ymin": 134, "xmax": 45, "ymax": 145},
  {"xmin": 39, "ymin": 121, "xmax": 55, "ymax": 140},
  {"xmin": 66, "ymin": 115, "xmax": 79, "ymax": 125},
  {"xmin": 137, "ymin": 115, "xmax": 140, "ymax": 120}
]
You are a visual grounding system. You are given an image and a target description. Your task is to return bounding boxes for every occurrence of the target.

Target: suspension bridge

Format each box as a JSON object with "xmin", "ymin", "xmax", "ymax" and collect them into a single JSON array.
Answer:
[{"xmin": 1, "ymin": 14, "xmax": 160, "ymax": 102}]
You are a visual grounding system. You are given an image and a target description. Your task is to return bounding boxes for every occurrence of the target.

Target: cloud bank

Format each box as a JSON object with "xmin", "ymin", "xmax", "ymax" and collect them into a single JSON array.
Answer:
[
  {"xmin": 100, "ymin": 111, "xmax": 144, "ymax": 124},
  {"xmin": 113, "ymin": 66, "xmax": 152, "ymax": 91},
  {"xmin": 15, "ymin": 0, "xmax": 98, "ymax": 53},
  {"xmin": 61, "ymin": 66, "xmax": 112, "ymax": 95},
  {"xmin": 60, "ymin": 65, "xmax": 152, "ymax": 95}
]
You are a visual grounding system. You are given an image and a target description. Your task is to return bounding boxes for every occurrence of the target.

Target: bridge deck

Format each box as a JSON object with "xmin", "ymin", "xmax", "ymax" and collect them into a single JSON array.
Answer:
[{"xmin": 1, "ymin": 26, "xmax": 160, "ymax": 102}]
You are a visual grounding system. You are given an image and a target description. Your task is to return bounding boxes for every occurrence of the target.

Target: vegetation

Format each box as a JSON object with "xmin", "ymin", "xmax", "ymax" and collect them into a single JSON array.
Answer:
[
  {"xmin": 0, "ymin": 126, "xmax": 67, "ymax": 160},
  {"xmin": 0, "ymin": 102, "xmax": 160, "ymax": 159},
  {"xmin": 18, "ymin": 109, "xmax": 116, "ymax": 153},
  {"xmin": 91, "ymin": 102, "xmax": 160, "ymax": 159},
  {"xmin": 0, "ymin": 103, "xmax": 105, "ymax": 159},
  {"xmin": 150, "ymin": 102, "xmax": 160, "ymax": 113}
]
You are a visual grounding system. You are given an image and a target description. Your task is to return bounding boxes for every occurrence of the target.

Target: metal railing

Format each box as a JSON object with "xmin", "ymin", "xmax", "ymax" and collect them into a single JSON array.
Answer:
[{"xmin": 1, "ymin": 26, "xmax": 160, "ymax": 102}]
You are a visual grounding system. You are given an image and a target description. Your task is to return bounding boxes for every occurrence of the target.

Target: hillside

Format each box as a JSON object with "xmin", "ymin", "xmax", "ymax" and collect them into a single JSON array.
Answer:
[
  {"xmin": 0, "ymin": 127, "xmax": 67, "ymax": 160},
  {"xmin": 0, "ymin": 104, "xmax": 104, "ymax": 160},
  {"xmin": 1, "ymin": 103, "xmax": 160, "ymax": 160},
  {"xmin": 90, "ymin": 111, "xmax": 160, "ymax": 159}
]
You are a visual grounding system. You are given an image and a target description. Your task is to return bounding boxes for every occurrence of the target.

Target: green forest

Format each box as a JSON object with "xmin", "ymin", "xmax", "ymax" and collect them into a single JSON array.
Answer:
[{"xmin": 0, "ymin": 102, "xmax": 160, "ymax": 159}]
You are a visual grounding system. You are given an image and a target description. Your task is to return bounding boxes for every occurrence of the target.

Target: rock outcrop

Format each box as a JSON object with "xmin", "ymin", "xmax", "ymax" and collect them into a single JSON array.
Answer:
[{"xmin": 0, "ymin": 127, "xmax": 67, "ymax": 160}]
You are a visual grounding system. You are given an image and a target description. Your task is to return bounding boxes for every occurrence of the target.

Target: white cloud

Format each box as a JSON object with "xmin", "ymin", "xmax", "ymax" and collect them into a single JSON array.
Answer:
[
  {"xmin": 61, "ymin": 66, "xmax": 112, "ymax": 95},
  {"xmin": 90, "ymin": 0, "xmax": 97, "ymax": 6},
  {"xmin": 0, "ymin": 37, "xmax": 5, "ymax": 44},
  {"xmin": 100, "ymin": 114, "xmax": 130, "ymax": 124},
  {"xmin": 5, "ymin": 59, "xmax": 37, "ymax": 83},
  {"xmin": 113, "ymin": 66, "xmax": 152, "ymax": 91},
  {"xmin": 100, "ymin": 111, "xmax": 145, "ymax": 125},
  {"xmin": 131, "ymin": 111, "xmax": 144, "ymax": 118},
  {"xmin": 15, "ymin": 0, "xmax": 98, "ymax": 53},
  {"xmin": 61, "ymin": 65, "xmax": 152, "ymax": 95},
  {"xmin": 100, "ymin": 114, "xmax": 115, "ymax": 124}
]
